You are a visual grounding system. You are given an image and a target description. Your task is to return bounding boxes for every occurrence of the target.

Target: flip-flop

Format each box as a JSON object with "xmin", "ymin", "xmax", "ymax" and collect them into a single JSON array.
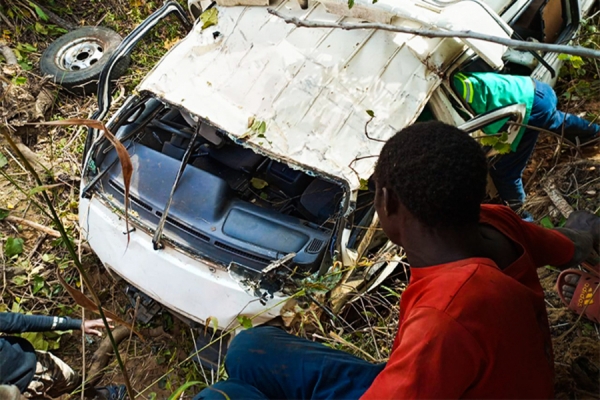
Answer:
[{"xmin": 556, "ymin": 269, "xmax": 600, "ymax": 323}]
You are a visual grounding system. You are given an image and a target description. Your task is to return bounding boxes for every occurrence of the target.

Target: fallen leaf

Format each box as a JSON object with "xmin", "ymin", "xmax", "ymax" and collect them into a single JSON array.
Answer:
[
  {"xmin": 163, "ymin": 37, "xmax": 180, "ymax": 50},
  {"xmin": 32, "ymin": 119, "xmax": 133, "ymax": 244},
  {"xmin": 28, "ymin": 183, "xmax": 64, "ymax": 196},
  {"xmin": 57, "ymin": 271, "xmax": 144, "ymax": 340},
  {"xmin": 204, "ymin": 316, "xmax": 219, "ymax": 335},
  {"xmin": 5, "ymin": 237, "xmax": 24, "ymax": 258},
  {"xmin": 200, "ymin": 8, "xmax": 218, "ymax": 30},
  {"xmin": 250, "ymin": 178, "xmax": 268, "ymax": 189}
]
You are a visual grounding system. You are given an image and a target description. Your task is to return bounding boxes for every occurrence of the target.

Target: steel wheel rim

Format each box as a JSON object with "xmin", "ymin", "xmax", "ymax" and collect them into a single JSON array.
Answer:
[{"xmin": 56, "ymin": 37, "xmax": 105, "ymax": 71}]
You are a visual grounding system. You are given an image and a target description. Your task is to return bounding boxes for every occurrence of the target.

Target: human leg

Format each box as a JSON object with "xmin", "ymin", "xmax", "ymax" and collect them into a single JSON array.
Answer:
[
  {"xmin": 24, "ymin": 351, "xmax": 80, "ymax": 399},
  {"xmin": 199, "ymin": 326, "xmax": 385, "ymax": 400},
  {"xmin": 489, "ymin": 127, "xmax": 539, "ymax": 206},
  {"xmin": 530, "ymin": 80, "xmax": 599, "ymax": 144},
  {"xmin": 194, "ymin": 379, "xmax": 267, "ymax": 400},
  {"xmin": 489, "ymin": 80, "xmax": 598, "ymax": 207}
]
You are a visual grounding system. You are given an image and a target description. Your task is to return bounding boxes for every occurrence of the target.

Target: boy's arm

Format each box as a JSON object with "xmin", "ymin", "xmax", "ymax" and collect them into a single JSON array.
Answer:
[
  {"xmin": 551, "ymin": 210, "xmax": 599, "ymax": 269},
  {"xmin": 0, "ymin": 312, "xmax": 82, "ymax": 334},
  {"xmin": 361, "ymin": 307, "xmax": 483, "ymax": 399},
  {"xmin": 552, "ymin": 228, "xmax": 594, "ymax": 270}
]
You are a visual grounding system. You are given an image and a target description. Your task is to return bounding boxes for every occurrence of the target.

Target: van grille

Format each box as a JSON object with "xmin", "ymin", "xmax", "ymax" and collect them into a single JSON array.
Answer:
[
  {"xmin": 155, "ymin": 211, "xmax": 210, "ymax": 242},
  {"xmin": 306, "ymin": 238, "xmax": 325, "ymax": 254}
]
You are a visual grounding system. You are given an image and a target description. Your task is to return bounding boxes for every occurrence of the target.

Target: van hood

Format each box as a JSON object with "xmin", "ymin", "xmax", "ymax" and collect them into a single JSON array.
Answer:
[{"xmin": 138, "ymin": 0, "xmax": 479, "ymax": 189}]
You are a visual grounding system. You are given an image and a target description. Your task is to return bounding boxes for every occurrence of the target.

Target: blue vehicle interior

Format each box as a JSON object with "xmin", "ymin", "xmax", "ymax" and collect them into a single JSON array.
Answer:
[{"xmin": 91, "ymin": 98, "xmax": 351, "ymax": 273}]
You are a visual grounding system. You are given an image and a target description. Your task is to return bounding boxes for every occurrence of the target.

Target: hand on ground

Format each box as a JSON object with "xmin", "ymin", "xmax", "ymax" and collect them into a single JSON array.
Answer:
[
  {"xmin": 564, "ymin": 211, "xmax": 600, "ymax": 248},
  {"xmin": 83, "ymin": 318, "xmax": 114, "ymax": 336}
]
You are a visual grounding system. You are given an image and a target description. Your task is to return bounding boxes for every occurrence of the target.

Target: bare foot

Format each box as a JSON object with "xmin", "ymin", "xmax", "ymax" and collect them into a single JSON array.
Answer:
[{"xmin": 560, "ymin": 272, "xmax": 581, "ymax": 304}]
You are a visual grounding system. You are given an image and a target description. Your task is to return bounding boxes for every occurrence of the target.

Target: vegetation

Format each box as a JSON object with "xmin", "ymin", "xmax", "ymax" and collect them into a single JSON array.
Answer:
[{"xmin": 0, "ymin": 1, "xmax": 599, "ymax": 399}]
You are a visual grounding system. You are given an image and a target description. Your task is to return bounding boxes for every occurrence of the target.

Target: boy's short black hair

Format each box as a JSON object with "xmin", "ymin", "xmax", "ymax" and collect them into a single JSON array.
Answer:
[{"xmin": 374, "ymin": 121, "xmax": 487, "ymax": 228}]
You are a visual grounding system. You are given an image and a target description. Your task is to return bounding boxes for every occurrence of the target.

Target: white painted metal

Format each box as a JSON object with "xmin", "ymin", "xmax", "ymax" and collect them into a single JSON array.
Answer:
[
  {"xmin": 139, "ymin": 0, "xmax": 477, "ymax": 190},
  {"xmin": 80, "ymin": 196, "xmax": 286, "ymax": 329}
]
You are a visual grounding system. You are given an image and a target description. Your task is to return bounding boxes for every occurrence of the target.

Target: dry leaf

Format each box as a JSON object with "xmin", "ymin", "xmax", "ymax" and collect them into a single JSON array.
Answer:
[
  {"xmin": 57, "ymin": 270, "xmax": 143, "ymax": 340},
  {"xmin": 32, "ymin": 119, "xmax": 133, "ymax": 244},
  {"xmin": 163, "ymin": 37, "xmax": 180, "ymax": 50}
]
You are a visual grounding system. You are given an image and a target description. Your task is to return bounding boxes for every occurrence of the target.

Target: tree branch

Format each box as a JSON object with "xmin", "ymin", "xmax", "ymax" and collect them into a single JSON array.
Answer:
[{"xmin": 268, "ymin": 9, "xmax": 600, "ymax": 60}]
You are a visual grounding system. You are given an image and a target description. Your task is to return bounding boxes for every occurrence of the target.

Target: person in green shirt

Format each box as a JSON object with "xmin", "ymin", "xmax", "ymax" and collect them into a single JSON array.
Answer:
[{"xmin": 452, "ymin": 73, "xmax": 599, "ymax": 216}]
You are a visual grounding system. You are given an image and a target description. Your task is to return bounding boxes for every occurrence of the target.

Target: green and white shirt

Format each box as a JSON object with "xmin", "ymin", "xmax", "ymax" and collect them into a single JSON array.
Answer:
[{"xmin": 452, "ymin": 72, "xmax": 535, "ymax": 150}]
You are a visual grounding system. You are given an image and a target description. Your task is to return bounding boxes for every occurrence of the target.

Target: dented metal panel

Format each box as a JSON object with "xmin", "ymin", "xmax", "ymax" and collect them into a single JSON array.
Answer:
[{"xmin": 139, "ymin": 0, "xmax": 473, "ymax": 189}]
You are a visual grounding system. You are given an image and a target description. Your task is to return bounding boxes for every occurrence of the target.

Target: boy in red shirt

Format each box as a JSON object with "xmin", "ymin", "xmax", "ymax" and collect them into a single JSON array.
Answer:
[{"xmin": 195, "ymin": 121, "xmax": 598, "ymax": 399}]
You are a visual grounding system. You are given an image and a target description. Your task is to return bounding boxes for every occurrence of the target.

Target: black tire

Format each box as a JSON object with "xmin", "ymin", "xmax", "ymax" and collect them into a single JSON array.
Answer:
[{"xmin": 40, "ymin": 26, "xmax": 130, "ymax": 96}]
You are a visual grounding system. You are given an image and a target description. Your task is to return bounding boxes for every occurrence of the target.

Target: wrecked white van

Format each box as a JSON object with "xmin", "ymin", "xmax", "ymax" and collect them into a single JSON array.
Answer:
[{"xmin": 79, "ymin": 0, "xmax": 595, "ymax": 331}]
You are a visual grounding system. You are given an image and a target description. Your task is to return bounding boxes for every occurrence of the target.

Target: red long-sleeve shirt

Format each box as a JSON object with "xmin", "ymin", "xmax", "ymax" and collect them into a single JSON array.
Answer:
[{"xmin": 362, "ymin": 205, "xmax": 574, "ymax": 399}]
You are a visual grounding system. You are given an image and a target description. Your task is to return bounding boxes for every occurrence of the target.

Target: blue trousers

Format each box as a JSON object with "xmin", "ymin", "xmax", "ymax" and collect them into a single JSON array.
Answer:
[
  {"xmin": 194, "ymin": 327, "xmax": 385, "ymax": 400},
  {"xmin": 490, "ymin": 80, "xmax": 599, "ymax": 205}
]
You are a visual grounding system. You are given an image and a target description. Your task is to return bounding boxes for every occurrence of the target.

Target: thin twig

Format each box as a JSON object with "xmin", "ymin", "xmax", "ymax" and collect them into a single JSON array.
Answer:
[
  {"xmin": 0, "ymin": 11, "xmax": 15, "ymax": 30},
  {"xmin": 268, "ymin": 9, "xmax": 600, "ymax": 59},
  {"xmin": 3, "ymin": 215, "xmax": 92, "ymax": 252},
  {"xmin": 26, "ymin": 233, "xmax": 47, "ymax": 260},
  {"xmin": 329, "ymin": 331, "xmax": 378, "ymax": 362},
  {"xmin": 505, "ymin": 122, "xmax": 583, "ymax": 157},
  {"xmin": 124, "ymin": 296, "xmax": 140, "ymax": 360},
  {"xmin": 364, "ymin": 116, "xmax": 385, "ymax": 142}
]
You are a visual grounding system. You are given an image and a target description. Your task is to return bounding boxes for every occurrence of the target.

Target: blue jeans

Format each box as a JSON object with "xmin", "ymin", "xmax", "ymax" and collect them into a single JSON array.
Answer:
[
  {"xmin": 491, "ymin": 80, "xmax": 599, "ymax": 205},
  {"xmin": 193, "ymin": 327, "xmax": 385, "ymax": 400}
]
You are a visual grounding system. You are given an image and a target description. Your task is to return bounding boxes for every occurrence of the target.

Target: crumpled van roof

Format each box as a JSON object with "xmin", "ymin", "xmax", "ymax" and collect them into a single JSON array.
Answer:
[{"xmin": 139, "ymin": 0, "xmax": 482, "ymax": 189}]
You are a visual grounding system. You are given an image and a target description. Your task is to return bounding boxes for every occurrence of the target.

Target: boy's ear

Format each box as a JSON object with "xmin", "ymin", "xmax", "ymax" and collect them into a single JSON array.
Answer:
[{"xmin": 381, "ymin": 187, "xmax": 399, "ymax": 216}]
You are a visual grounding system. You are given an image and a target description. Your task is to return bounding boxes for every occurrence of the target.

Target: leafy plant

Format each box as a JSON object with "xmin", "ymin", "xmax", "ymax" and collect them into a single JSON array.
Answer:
[
  {"xmin": 539, "ymin": 216, "xmax": 554, "ymax": 229},
  {"xmin": 167, "ymin": 381, "xmax": 207, "ymax": 400},
  {"xmin": 28, "ymin": 1, "xmax": 48, "ymax": 21},
  {"xmin": 13, "ymin": 43, "xmax": 36, "ymax": 71},
  {"xmin": 479, "ymin": 132, "xmax": 511, "ymax": 154},
  {"xmin": 11, "ymin": 76, "xmax": 27, "ymax": 85},
  {"xmin": 4, "ymin": 237, "xmax": 24, "ymax": 258},
  {"xmin": 348, "ymin": 0, "xmax": 378, "ymax": 9},
  {"xmin": 236, "ymin": 315, "xmax": 253, "ymax": 329},
  {"xmin": 21, "ymin": 331, "xmax": 62, "ymax": 351},
  {"xmin": 243, "ymin": 117, "xmax": 267, "ymax": 139},
  {"xmin": 0, "ymin": 129, "xmax": 135, "ymax": 398},
  {"xmin": 0, "ymin": 152, "xmax": 7, "ymax": 168}
]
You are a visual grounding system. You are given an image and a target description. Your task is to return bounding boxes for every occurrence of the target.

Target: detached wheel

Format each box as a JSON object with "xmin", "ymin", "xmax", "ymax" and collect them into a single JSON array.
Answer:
[{"xmin": 40, "ymin": 26, "xmax": 130, "ymax": 96}]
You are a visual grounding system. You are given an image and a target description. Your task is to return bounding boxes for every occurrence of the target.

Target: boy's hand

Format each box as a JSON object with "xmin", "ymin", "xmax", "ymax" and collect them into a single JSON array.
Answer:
[
  {"xmin": 564, "ymin": 211, "xmax": 600, "ymax": 248},
  {"xmin": 82, "ymin": 318, "xmax": 114, "ymax": 336}
]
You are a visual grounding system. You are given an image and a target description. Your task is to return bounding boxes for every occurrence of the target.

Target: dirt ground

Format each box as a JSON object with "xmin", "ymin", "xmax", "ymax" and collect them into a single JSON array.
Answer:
[{"xmin": 1, "ymin": 1, "xmax": 599, "ymax": 399}]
